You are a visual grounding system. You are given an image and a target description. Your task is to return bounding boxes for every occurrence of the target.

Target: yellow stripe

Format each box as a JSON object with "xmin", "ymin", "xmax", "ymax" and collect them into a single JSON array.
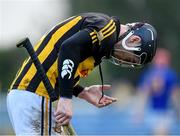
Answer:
[
  {"xmin": 91, "ymin": 20, "xmax": 115, "ymax": 44},
  {"xmin": 10, "ymin": 35, "xmax": 45, "ymax": 90},
  {"xmin": 90, "ymin": 31, "xmax": 98, "ymax": 43},
  {"xmin": 38, "ymin": 16, "xmax": 82, "ymax": 63},
  {"xmin": 103, "ymin": 27, "xmax": 116, "ymax": 40},
  {"xmin": 92, "ymin": 35, "xmax": 97, "ymax": 40},
  {"xmin": 36, "ymin": 90, "xmax": 49, "ymax": 98},
  {"xmin": 17, "ymin": 63, "xmax": 36, "ymax": 90},
  {"xmin": 45, "ymin": 98, "xmax": 49, "ymax": 135},
  {"xmin": 17, "ymin": 16, "xmax": 82, "ymax": 90},
  {"xmin": 100, "ymin": 19, "xmax": 113, "ymax": 33},
  {"xmin": 74, "ymin": 81, "xmax": 80, "ymax": 87},
  {"xmin": 36, "ymin": 60, "xmax": 58, "ymax": 97},
  {"xmin": 46, "ymin": 60, "xmax": 58, "ymax": 88},
  {"xmin": 92, "ymin": 39, "xmax": 98, "ymax": 43},
  {"xmin": 102, "ymin": 22, "xmax": 115, "ymax": 36},
  {"xmin": 34, "ymin": 35, "xmax": 46, "ymax": 51},
  {"xmin": 90, "ymin": 31, "xmax": 95, "ymax": 36}
]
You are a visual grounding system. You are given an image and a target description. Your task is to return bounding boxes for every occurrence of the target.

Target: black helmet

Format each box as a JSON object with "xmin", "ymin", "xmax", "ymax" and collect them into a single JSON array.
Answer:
[{"xmin": 110, "ymin": 22, "xmax": 157, "ymax": 68}]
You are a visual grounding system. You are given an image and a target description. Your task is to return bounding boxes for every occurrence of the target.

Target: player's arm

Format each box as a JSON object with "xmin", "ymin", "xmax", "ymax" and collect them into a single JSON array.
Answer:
[
  {"xmin": 58, "ymin": 30, "xmax": 92, "ymax": 99},
  {"xmin": 55, "ymin": 29, "xmax": 93, "ymax": 125}
]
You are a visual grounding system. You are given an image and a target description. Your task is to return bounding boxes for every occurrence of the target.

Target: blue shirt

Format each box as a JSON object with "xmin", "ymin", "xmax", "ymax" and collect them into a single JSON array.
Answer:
[{"xmin": 138, "ymin": 65, "xmax": 177, "ymax": 111}]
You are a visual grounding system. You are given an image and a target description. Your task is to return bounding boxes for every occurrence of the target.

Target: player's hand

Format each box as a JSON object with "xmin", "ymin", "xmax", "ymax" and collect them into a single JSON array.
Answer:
[
  {"xmin": 78, "ymin": 85, "xmax": 117, "ymax": 108},
  {"xmin": 54, "ymin": 97, "xmax": 72, "ymax": 125}
]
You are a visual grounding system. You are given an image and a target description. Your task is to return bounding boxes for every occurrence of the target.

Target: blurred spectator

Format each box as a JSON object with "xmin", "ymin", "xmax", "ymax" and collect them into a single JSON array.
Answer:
[{"xmin": 135, "ymin": 48, "xmax": 179, "ymax": 135}]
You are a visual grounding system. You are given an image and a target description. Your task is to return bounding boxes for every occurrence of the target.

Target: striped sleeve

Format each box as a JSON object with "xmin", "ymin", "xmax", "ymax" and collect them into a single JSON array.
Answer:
[{"xmin": 89, "ymin": 19, "xmax": 116, "ymax": 45}]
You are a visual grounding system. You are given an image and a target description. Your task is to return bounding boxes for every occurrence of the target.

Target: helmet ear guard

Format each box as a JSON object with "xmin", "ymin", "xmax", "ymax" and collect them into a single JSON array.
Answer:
[{"xmin": 110, "ymin": 22, "xmax": 157, "ymax": 68}]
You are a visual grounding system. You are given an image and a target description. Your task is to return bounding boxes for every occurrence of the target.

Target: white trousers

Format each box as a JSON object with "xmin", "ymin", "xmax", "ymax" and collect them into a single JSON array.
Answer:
[{"xmin": 7, "ymin": 89, "xmax": 58, "ymax": 135}]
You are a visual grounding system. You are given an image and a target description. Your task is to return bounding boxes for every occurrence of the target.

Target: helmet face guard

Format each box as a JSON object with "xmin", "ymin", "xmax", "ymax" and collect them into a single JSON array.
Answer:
[
  {"xmin": 110, "ymin": 22, "xmax": 157, "ymax": 68},
  {"xmin": 109, "ymin": 43, "xmax": 147, "ymax": 68}
]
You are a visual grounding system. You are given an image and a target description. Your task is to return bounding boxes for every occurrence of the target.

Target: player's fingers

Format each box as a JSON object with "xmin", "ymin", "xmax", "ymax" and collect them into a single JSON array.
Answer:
[
  {"xmin": 104, "ymin": 95, "xmax": 118, "ymax": 102},
  {"xmin": 98, "ymin": 102, "xmax": 113, "ymax": 108},
  {"xmin": 97, "ymin": 100, "xmax": 108, "ymax": 108},
  {"xmin": 105, "ymin": 99, "xmax": 115, "ymax": 105},
  {"xmin": 61, "ymin": 118, "xmax": 71, "ymax": 125},
  {"xmin": 56, "ymin": 116, "xmax": 68, "ymax": 124},
  {"xmin": 104, "ymin": 99, "xmax": 113, "ymax": 103},
  {"xmin": 99, "ymin": 97, "xmax": 111, "ymax": 104},
  {"xmin": 55, "ymin": 114, "xmax": 66, "ymax": 122},
  {"xmin": 54, "ymin": 110, "xmax": 63, "ymax": 116},
  {"xmin": 99, "ymin": 96, "xmax": 117, "ymax": 103},
  {"xmin": 98, "ymin": 97, "xmax": 117, "ymax": 107},
  {"xmin": 99, "ymin": 84, "xmax": 111, "ymax": 90},
  {"xmin": 100, "ymin": 99, "xmax": 113, "ymax": 105}
]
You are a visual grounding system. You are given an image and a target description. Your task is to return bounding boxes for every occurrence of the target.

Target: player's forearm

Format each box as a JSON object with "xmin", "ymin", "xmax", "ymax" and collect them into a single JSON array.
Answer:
[
  {"xmin": 58, "ymin": 41, "xmax": 80, "ymax": 98},
  {"xmin": 58, "ymin": 30, "xmax": 92, "ymax": 98}
]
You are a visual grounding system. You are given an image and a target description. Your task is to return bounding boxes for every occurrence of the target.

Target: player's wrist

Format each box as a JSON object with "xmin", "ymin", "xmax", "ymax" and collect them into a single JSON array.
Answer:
[
  {"xmin": 78, "ymin": 87, "xmax": 89, "ymax": 99},
  {"xmin": 58, "ymin": 97, "xmax": 72, "ymax": 108}
]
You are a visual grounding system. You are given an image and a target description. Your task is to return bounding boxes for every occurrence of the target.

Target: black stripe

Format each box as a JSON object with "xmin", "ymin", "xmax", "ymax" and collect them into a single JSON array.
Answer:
[
  {"xmin": 35, "ymin": 16, "xmax": 76, "ymax": 56},
  {"xmin": 26, "ymin": 20, "xmax": 82, "ymax": 93},
  {"xmin": 54, "ymin": 78, "xmax": 59, "ymax": 95},
  {"xmin": 91, "ymin": 33, "xmax": 96, "ymax": 37},
  {"xmin": 13, "ymin": 33, "xmax": 53, "ymax": 87},
  {"xmin": 49, "ymin": 100, "xmax": 52, "ymax": 135},
  {"xmin": 103, "ymin": 26, "xmax": 116, "ymax": 37},
  {"xmin": 13, "ymin": 25, "xmax": 59, "ymax": 87},
  {"xmin": 26, "ymin": 49, "xmax": 57, "ymax": 92},
  {"xmin": 54, "ymin": 20, "xmax": 82, "ymax": 51},
  {"xmin": 41, "ymin": 97, "xmax": 45, "ymax": 135},
  {"xmin": 101, "ymin": 21, "xmax": 114, "ymax": 33},
  {"xmin": 12, "ymin": 16, "xmax": 77, "ymax": 88},
  {"xmin": 13, "ymin": 60, "xmax": 33, "ymax": 87}
]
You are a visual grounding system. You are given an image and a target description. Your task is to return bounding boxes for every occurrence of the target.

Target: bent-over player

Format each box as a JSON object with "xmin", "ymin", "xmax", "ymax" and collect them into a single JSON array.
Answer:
[{"xmin": 7, "ymin": 12, "xmax": 157, "ymax": 135}]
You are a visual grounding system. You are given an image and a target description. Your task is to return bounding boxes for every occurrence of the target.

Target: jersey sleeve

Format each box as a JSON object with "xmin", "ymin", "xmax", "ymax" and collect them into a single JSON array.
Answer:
[
  {"xmin": 81, "ymin": 14, "xmax": 118, "ymax": 58},
  {"xmin": 58, "ymin": 30, "xmax": 92, "ymax": 99}
]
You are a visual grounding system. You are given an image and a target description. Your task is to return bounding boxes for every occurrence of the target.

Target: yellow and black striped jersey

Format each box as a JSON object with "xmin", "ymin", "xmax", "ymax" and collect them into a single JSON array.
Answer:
[{"xmin": 10, "ymin": 12, "xmax": 120, "ymax": 99}]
